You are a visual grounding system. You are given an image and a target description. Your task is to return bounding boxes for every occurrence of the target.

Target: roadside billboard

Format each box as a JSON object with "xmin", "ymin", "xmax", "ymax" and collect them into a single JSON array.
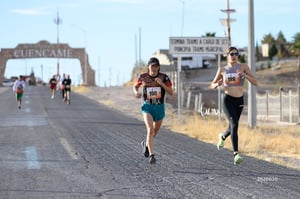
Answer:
[{"xmin": 169, "ymin": 37, "xmax": 228, "ymax": 55}]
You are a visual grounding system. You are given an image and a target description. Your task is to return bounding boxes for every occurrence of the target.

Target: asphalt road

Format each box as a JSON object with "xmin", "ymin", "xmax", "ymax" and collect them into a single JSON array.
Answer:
[{"xmin": 0, "ymin": 86, "xmax": 299, "ymax": 199}]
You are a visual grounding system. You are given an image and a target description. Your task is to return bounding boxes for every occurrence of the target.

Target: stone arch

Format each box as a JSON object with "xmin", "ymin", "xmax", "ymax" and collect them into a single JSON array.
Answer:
[{"xmin": 0, "ymin": 40, "xmax": 95, "ymax": 86}]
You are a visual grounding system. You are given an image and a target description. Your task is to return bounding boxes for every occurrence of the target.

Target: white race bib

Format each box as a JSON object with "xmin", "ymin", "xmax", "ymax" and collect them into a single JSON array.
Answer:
[
  {"xmin": 224, "ymin": 73, "xmax": 241, "ymax": 85},
  {"xmin": 146, "ymin": 87, "xmax": 161, "ymax": 99}
]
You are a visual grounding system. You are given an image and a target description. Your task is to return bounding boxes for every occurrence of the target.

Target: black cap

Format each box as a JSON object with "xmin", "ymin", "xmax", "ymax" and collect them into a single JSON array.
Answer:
[{"xmin": 148, "ymin": 57, "xmax": 160, "ymax": 66}]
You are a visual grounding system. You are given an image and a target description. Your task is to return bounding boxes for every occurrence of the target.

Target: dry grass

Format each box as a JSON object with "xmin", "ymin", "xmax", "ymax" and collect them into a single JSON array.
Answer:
[
  {"xmin": 71, "ymin": 85, "xmax": 90, "ymax": 93},
  {"xmin": 164, "ymin": 111, "xmax": 300, "ymax": 170},
  {"xmin": 72, "ymin": 86, "xmax": 115, "ymax": 106}
]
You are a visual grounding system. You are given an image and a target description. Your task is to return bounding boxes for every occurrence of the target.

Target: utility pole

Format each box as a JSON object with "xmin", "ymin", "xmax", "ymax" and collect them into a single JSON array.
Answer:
[
  {"xmin": 135, "ymin": 33, "xmax": 138, "ymax": 68},
  {"xmin": 139, "ymin": 27, "xmax": 141, "ymax": 70},
  {"xmin": 109, "ymin": 67, "xmax": 112, "ymax": 87},
  {"xmin": 98, "ymin": 56, "xmax": 101, "ymax": 87},
  {"xmin": 41, "ymin": 64, "xmax": 43, "ymax": 83},
  {"xmin": 178, "ymin": 0, "xmax": 185, "ymax": 36},
  {"xmin": 248, "ymin": 0, "xmax": 257, "ymax": 128},
  {"xmin": 220, "ymin": 0, "xmax": 236, "ymax": 47},
  {"xmin": 54, "ymin": 9, "xmax": 62, "ymax": 75}
]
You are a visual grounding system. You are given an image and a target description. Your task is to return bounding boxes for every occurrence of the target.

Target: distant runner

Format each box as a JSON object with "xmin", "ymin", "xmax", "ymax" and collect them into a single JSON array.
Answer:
[
  {"xmin": 60, "ymin": 73, "xmax": 66, "ymax": 100},
  {"xmin": 49, "ymin": 75, "xmax": 57, "ymax": 99},
  {"xmin": 62, "ymin": 74, "xmax": 72, "ymax": 104},
  {"xmin": 12, "ymin": 75, "xmax": 26, "ymax": 109}
]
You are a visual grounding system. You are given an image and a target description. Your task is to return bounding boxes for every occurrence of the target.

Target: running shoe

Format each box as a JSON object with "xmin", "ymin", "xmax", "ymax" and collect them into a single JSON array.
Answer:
[
  {"xmin": 149, "ymin": 154, "xmax": 156, "ymax": 164},
  {"xmin": 140, "ymin": 140, "xmax": 149, "ymax": 158},
  {"xmin": 234, "ymin": 153, "xmax": 243, "ymax": 165},
  {"xmin": 217, "ymin": 133, "xmax": 225, "ymax": 150}
]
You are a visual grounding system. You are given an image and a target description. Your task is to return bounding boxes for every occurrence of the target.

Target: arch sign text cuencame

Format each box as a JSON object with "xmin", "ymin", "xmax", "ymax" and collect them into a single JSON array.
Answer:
[{"xmin": 0, "ymin": 40, "xmax": 95, "ymax": 86}]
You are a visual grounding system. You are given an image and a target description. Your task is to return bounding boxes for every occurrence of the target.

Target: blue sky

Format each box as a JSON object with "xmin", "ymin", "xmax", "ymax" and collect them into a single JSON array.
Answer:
[{"xmin": 1, "ymin": 0, "xmax": 299, "ymax": 86}]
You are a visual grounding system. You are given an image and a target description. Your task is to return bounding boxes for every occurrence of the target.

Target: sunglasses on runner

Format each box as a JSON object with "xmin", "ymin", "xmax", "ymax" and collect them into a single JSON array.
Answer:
[{"xmin": 229, "ymin": 52, "xmax": 239, "ymax": 57}]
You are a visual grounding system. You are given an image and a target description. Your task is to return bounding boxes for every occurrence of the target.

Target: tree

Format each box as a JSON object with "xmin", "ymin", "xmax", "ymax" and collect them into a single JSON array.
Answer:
[
  {"xmin": 28, "ymin": 71, "xmax": 37, "ymax": 86},
  {"xmin": 289, "ymin": 32, "xmax": 300, "ymax": 78},
  {"xmin": 276, "ymin": 30, "xmax": 289, "ymax": 58},
  {"xmin": 238, "ymin": 54, "xmax": 246, "ymax": 63},
  {"xmin": 255, "ymin": 41, "xmax": 260, "ymax": 61},
  {"xmin": 269, "ymin": 44, "xmax": 278, "ymax": 60},
  {"xmin": 276, "ymin": 30, "xmax": 287, "ymax": 43},
  {"xmin": 261, "ymin": 33, "xmax": 276, "ymax": 44},
  {"xmin": 261, "ymin": 33, "xmax": 277, "ymax": 60}
]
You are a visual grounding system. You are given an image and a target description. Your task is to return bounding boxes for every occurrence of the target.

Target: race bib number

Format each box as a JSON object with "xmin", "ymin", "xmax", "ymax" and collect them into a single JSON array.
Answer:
[
  {"xmin": 146, "ymin": 87, "xmax": 161, "ymax": 99},
  {"xmin": 224, "ymin": 73, "xmax": 240, "ymax": 85}
]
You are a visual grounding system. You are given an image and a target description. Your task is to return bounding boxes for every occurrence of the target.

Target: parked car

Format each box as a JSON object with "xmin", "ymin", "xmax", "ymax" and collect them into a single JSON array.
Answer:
[
  {"xmin": 173, "ymin": 55, "xmax": 214, "ymax": 70},
  {"xmin": 2, "ymin": 79, "xmax": 14, "ymax": 87}
]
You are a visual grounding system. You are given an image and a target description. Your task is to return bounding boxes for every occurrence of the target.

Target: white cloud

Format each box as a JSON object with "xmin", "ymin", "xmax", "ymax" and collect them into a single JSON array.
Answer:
[
  {"xmin": 95, "ymin": 0, "xmax": 143, "ymax": 4},
  {"xmin": 8, "ymin": 3, "xmax": 80, "ymax": 16},
  {"xmin": 9, "ymin": 4, "xmax": 58, "ymax": 16},
  {"xmin": 11, "ymin": 8, "xmax": 46, "ymax": 16}
]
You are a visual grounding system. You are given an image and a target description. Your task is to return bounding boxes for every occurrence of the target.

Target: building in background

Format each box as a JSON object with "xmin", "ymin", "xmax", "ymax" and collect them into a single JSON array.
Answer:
[{"xmin": 153, "ymin": 49, "xmax": 215, "ymax": 71}]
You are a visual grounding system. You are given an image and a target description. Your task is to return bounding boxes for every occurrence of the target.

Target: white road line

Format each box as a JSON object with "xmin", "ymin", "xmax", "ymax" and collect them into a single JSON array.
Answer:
[
  {"xmin": 60, "ymin": 137, "xmax": 79, "ymax": 160},
  {"xmin": 25, "ymin": 146, "xmax": 40, "ymax": 169}
]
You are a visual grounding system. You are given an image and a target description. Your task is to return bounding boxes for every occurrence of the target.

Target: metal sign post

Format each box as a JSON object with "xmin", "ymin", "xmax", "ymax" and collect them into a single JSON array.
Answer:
[
  {"xmin": 177, "ymin": 56, "xmax": 182, "ymax": 115},
  {"xmin": 217, "ymin": 54, "xmax": 221, "ymax": 120}
]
